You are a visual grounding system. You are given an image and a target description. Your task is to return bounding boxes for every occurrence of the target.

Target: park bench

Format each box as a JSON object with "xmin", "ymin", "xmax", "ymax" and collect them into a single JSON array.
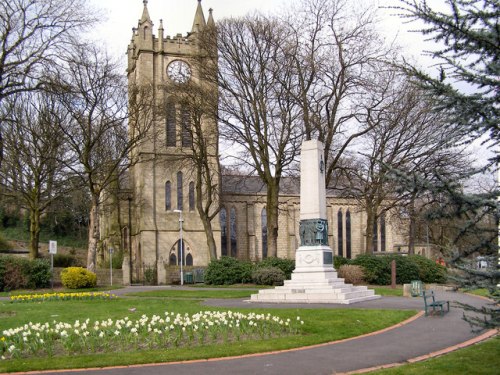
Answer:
[{"xmin": 422, "ymin": 290, "xmax": 450, "ymax": 316}]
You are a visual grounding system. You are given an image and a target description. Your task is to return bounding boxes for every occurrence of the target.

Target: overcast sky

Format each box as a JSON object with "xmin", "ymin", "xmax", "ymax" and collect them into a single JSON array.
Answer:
[{"xmin": 88, "ymin": 0, "xmax": 439, "ymax": 68}]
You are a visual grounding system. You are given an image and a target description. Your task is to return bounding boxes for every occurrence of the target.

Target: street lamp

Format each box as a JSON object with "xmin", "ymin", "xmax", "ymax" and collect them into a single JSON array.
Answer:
[{"xmin": 173, "ymin": 209, "xmax": 184, "ymax": 285}]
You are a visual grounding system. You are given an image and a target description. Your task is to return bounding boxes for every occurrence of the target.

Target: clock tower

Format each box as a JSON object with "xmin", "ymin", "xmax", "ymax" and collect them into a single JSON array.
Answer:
[{"xmin": 126, "ymin": 0, "xmax": 219, "ymax": 284}]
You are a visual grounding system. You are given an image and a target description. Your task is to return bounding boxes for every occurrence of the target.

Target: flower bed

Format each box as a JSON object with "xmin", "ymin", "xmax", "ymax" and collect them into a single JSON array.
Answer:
[
  {"xmin": 1, "ymin": 311, "xmax": 304, "ymax": 360},
  {"xmin": 9, "ymin": 292, "xmax": 116, "ymax": 303}
]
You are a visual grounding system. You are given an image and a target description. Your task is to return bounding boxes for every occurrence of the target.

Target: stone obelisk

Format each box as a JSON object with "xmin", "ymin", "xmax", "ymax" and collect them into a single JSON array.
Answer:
[{"xmin": 251, "ymin": 140, "xmax": 379, "ymax": 304}]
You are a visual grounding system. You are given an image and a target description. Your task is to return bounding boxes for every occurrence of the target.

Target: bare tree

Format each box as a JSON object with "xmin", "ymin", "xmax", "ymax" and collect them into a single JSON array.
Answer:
[
  {"xmin": 51, "ymin": 44, "xmax": 155, "ymax": 272},
  {"xmin": 0, "ymin": 0, "xmax": 96, "ymax": 165},
  {"xmin": 282, "ymin": 0, "xmax": 394, "ymax": 186},
  {"xmin": 344, "ymin": 72, "xmax": 467, "ymax": 253},
  {"xmin": 0, "ymin": 92, "xmax": 72, "ymax": 258},
  {"xmin": 204, "ymin": 15, "xmax": 303, "ymax": 258}
]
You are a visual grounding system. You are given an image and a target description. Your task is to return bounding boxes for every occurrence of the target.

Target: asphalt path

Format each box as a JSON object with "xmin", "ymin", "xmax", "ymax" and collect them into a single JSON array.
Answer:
[{"xmin": 1, "ymin": 286, "xmax": 496, "ymax": 375}]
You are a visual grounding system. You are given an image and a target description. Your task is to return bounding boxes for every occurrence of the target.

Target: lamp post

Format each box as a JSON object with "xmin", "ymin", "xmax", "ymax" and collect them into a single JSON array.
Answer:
[{"xmin": 173, "ymin": 210, "xmax": 184, "ymax": 285}]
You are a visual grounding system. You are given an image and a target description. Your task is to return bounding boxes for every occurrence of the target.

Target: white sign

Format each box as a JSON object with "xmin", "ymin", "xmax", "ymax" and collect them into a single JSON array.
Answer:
[{"xmin": 49, "ymin": 240, "xmax": 57, "ymax": 255}]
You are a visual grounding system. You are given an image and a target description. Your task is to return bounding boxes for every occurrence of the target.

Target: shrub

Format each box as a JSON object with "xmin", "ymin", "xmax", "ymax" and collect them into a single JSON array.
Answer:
[
  {"xmin": 256, "ymin": 257, "xmax": 295, "ymax": 279},
  {"xmin": 252, "ymin": 266, "xmax": 285, "ymax": 286},
  {"xmin": 60, "ymin": 267, "xmax": 97, "ymax": 289},
  {"xmin": 204, "ymin": 257, "xmax": 254, "ymax": 285},
  {"xmin": 408, "ymin": 255, "xmax": 447, "ymax": 283},
  {"xmin": 351, "ymin": 254, "xmax": 448, "ymax": 285},
  {"xmin": 2, "ymin": 260, "xmax": 28, "ymax": 291},
  {"xmin": 0, "ymin": 234, "xmax": 12, "ymax": 252},
  {"xmin": 0, "ymin": 256, "xmax": 50, "ymax": 291},
  {"xmin": 338, "ymin": 265, "xmax": 365, "ymax": 284},
  {"xmin": 351, "ymin": 254, "xmax": 390, "ymax": 284},
  {"xmin": 334, "ymin": 256, "xmax": 351, "ymax": 270},
  {"xmin": 53, "ymin": 253, "xmax": 78, "ymax": 268},
  {"xmin": 28, "ymin": 258, "xmax": 51, "ymax": 289}
]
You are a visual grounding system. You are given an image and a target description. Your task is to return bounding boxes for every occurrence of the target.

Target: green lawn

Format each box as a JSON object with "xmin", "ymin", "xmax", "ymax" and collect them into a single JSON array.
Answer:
[
  {"xmin": 369, "ymin": 285, "xmax": 404, "ymax": 297},
  {"xmin": 0, "ymin": 293, "xmax": 416, "ymax": 373},
  {"xmin": 368, "ymin": 336, "xmax": 500, "ymax": 374},
  {"xmin": 124, "ymin": 289, "xmax": 257, "ymax": 299}
]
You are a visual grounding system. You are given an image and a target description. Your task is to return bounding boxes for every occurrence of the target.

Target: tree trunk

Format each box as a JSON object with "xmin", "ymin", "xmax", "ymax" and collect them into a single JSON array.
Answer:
[
  {"xmin": 266, "ymin": 180, "xmax": 280, "ymax": 258},
  {"xmin": 408, "ymin": 206, "xmax": 416, "ymax": 255},
  {"xmin": 365, "ymin": 207, "xmax": 376, "ymax": 254},
  {"xmin": 87, "ymin": 197, "xmax": 100, "ymax": 273},
  {"xmin": 408, "ymin": 195, "xmax": 417, "ymax": 255},
  {"xmin": 29, "ymin": 208, "xmax": 41, "ymax": 259}
]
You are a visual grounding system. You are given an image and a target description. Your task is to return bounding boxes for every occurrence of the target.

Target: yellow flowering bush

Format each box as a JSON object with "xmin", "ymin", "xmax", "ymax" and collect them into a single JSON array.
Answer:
[{"xmin": 60, "ymin": 267, "xmax": 97, "ymax": 289}]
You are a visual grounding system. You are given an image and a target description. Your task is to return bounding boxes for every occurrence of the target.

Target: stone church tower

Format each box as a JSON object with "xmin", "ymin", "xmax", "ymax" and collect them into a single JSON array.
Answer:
[{"xmin": 125, "ymin": 0, "xmax": 219, "ymax": 284}]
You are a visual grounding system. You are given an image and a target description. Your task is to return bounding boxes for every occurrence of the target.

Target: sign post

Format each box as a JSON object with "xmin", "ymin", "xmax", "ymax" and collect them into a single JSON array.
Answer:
[{"xmin": 49, "ymin": 241, "xmax": 57, "ymax": 289}]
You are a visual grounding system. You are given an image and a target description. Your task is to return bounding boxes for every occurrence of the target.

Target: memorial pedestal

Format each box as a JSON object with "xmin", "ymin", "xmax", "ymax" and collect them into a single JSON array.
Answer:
[{"xmin": 251, "ymin": 140, "xmax": 379, "ymax": 304}]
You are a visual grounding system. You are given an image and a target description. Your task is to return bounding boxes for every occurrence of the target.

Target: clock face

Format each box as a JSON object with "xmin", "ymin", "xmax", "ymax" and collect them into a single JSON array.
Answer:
[{"xmin": 167, "ymin": 60, "xmax": 191, "ymax": 83}]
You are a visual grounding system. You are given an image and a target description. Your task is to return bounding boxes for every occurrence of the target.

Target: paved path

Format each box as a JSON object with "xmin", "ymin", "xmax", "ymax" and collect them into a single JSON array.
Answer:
[{"xmin": 2, "ymin": 286, "xmax": 497, "ymax": 375}]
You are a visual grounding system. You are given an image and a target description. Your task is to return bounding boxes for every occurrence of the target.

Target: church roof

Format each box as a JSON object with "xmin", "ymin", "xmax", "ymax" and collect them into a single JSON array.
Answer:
[
  {"xmin": 221, "ymin": 175, "xmax": 298, "ymax": 195},
  {"xmin": 221, "ymin": 174, "xmax": 346, "ymax": 198}
]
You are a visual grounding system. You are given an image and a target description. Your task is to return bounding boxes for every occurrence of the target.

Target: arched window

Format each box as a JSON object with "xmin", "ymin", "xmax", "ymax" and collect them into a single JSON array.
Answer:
[
  {"xmin": 143, "ymin": 26, "xmax": 148, "ymax": 39},
  {"xmin": 230, "ymin": 207, "xmax": 237, "ymax": 257},
  {"xmin": 346, "ymin": 210, "xmax": 352, "ymax": 259},
  {"xmin": 181, "ymin": 107, "xmax": 192, "ymax": 147},
  {"xmin": 261, "ymin": 207, "xmax": 267, "ymax": 259},
  {"xmin": 177, "ymin": 172, "xmax": 183, "ymax": 211},
  {"xmin": 169, "ymin": 253, "xmax": 177, "ymax": 265},
  {"xmin": 186, "ymin": 253, "xmax": 193, "ymax": 266},
  {"xmin": 166, "ymin": 100, "xmax": 176, "ymax": 147},
  {"xmin": 220, "ymin": 207, "xmax": 227, "ymax": 256},
  {"xmin": 165, "ymin": 181, "xmax": 171, "ymax": 210},
  {"xmin": 189, "ymin": 182, "xmax": 195, "ymax": 211},
  {"xmin": 380, "ymin": 212, "xmax": 386, "ymax": 252},
  {"xmin": 337, "ymin": 209, "xmax": 343, "ymax": 257}
]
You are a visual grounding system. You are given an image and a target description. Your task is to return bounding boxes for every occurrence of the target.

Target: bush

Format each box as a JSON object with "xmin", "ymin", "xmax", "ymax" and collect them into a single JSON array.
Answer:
[
  {"xmin": 338, "ymin": 265, "xmax": 365, "ymax": 284},
  {"xmin": 252, "ymin": 267, "xmax": 285, "ymax": 286},
  {"xmin": 408, "ymin": 255, "xmax": 447, "ymax": 283},
  {"xmin": 351, "ymin": 254, "xmax": 390, "ymax": 284},
  {"xmin": 351, "ymin": 254, "xmax": 448, "ymax": 285},
  {"xmin": 256, "ymin": 257, "xmax": 295, "ymax": 279},
  {"xmin": 28, "ymin": 258, "xmax": 51, "ymax": 289},
  {"xmin": 0, "ymin": 256, "xmax": 51, "ymax": 291},
  {"xmin": 204, "ymin": 257, "xmax": 254, "ymax": 285},
  {"xmin": 60, "ymin": 267, "xmax": 97, "ymax": 289},
  {"xmin": 334, "ymin": 256, "xmax": 351, "ymax": 270},
  {"xmin": 53, "ymin": 253, "xmax": 78, "ymax": 268},
  {"xmin": 0, "ymin": 234, "xmax": 12, "ymax": 252}
]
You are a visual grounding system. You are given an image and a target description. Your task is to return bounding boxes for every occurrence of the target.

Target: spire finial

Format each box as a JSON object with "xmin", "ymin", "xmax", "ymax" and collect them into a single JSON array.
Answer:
[
  {"xmin": 140, "ymin": 0, "xmax": 151, "ymax": 23},
  {"xmin": 191, "ymin": 0, "xmax": 207, "ymax": 32}
]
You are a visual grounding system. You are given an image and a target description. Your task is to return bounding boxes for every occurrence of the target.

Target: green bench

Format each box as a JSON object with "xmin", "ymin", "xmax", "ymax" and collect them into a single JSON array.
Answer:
[{"xmin": 423, "ymin": 290, "xmax": 450, "ymax": 316}]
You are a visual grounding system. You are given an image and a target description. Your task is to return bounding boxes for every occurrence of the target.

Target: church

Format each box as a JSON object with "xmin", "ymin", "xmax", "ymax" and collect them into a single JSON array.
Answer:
[{"xmin": 101, "ymin": 0, "xmax": 407, "ymax": 285}]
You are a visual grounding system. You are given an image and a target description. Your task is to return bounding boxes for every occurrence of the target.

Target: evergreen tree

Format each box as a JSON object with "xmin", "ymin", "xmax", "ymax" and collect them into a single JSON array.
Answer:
[{"xmin": 392, "ymin": 0, "xmax": 499, "ymax": 328}]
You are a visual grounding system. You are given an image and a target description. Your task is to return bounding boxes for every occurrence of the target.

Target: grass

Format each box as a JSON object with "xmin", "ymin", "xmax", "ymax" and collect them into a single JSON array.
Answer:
[
  {"xmin": 125, "ymin": 289, "xmax": 256, "ymax": 299},
  {"xmin": 0, "ymin": 294, "xmax": 416, "ymax": 373},
  {"xmin": 1, "ymin": 227, "xmax": 87, "ymax": 249},
  {"xmin": 368, "ymin": 285, "xmax": 404, "ymax": 297},
  {"xmin": 463, "ymin": 288, "xmax": 491, "ymax": 298},
  {"xmin": 368, "ymin": 336, "xmax": 500, "ymax": 374}
]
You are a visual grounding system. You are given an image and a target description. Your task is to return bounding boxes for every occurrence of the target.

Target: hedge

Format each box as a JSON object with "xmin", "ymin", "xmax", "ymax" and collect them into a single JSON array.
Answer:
[{"xmin": 0, "ymin": 255, "xmax": 51, "ymax": 291}]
